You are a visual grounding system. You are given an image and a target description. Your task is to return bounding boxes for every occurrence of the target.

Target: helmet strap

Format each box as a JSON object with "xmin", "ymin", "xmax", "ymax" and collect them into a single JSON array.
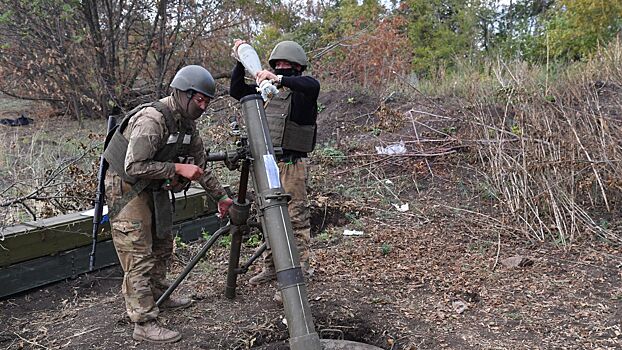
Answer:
[{"xmin": 185, "ymin": 90, "xmax": 194, "ymax": 112}]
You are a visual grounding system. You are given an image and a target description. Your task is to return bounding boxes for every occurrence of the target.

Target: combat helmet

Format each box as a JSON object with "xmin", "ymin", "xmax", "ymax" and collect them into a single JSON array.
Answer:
[
  {"xmin": 269, "ymin": 41, "xmax": 308, "ymax": 71},
  {"xmin": 170, "ymin": 65, "xmax": 215, "ymax": 98}
]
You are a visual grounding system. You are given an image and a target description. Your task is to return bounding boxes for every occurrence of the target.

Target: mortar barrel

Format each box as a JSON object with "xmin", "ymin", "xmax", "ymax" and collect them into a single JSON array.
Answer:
[
  {"xmin": 240, "ymin": 94, "xmax": 321, "ymax": 350},
  {"xmin": 239, "ymin": 94, "xmax": 383, "ymax": 350}
]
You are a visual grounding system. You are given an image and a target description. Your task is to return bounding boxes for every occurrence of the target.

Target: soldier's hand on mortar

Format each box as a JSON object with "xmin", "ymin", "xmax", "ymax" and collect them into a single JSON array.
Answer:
[
  {"xmin": 217, "ymin": 196, "xmax": 234, "ymax": 218},
  {"xmin": 175, "ymin": 163, "xmax": 204, "ymax": 181}
]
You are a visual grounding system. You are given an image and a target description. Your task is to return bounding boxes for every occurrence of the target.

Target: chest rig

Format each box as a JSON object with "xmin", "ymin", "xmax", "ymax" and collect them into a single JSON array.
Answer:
[
  {"xmin": 264, "ymin": 90, "xmax": 316, "ymax": 153},
  {"xmin": 103, "ymin": 101, "xmax": 193, "ymax": 184}
]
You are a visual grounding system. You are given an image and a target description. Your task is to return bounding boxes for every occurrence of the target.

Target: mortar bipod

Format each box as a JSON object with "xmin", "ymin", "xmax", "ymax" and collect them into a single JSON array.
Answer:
[
  {"xmin": 156, "ymin": 151, "xmax": 267, "ymax": 306},
  {"xmin": 155, "ymin": 224, "xmax": 230, "ymax": 307}
]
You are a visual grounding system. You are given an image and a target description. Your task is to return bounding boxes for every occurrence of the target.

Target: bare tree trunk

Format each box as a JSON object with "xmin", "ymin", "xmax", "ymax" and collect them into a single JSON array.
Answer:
[
  {"xmin": 156, "ymin": 0, "xmax": 168, "ymax": 98},
  {"xmin": 81, "ymin": 0, "xmax": 110, "ymax": 118}
]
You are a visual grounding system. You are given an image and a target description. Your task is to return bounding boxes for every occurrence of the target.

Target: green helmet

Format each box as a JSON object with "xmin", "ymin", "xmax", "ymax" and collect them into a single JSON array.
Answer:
[
  {"xmin": 170, "ymin": 65, "xmax": 215, "ymax": 98},
  {"xmin": 268, "ymin": 41, "xmax": 308, "ymax": 72}
]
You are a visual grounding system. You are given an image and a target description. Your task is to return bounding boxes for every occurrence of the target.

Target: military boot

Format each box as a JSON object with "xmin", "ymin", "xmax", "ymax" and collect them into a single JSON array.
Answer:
[
  {"xmin": 158, "ymin": 296, "xmax": 193, "ymax": 310},
  {"xmin": 132, "ymin": 320, "xmax": 181, "ymax": 343},
  {"xmin": 249, "ymin": 266, "xmax": 276, "ymax": 285}
]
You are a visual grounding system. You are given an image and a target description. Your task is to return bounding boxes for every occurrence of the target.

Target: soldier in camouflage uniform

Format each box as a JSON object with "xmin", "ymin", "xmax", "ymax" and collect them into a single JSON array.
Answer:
[
  {"xmin": 103, "ymin": 65, "xmax": 233, "ymax": 343},
  {"xmin": 229, "ymin": 40, "xmax": 320, "ymax": 299}
]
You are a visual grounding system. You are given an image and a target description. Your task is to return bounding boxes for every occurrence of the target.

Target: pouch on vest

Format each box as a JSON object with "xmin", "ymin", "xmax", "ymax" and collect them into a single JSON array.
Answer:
[
  {"xmin": 265, "ymin": 91, "xmax": 290, "ymax": 148},
  {"xmin": 282, "ymin": 120, "xmax": 316, "ymax": 153},
  {"xmin": 103, "ymin": 126, "xmax": 138, "ymax": 184}
]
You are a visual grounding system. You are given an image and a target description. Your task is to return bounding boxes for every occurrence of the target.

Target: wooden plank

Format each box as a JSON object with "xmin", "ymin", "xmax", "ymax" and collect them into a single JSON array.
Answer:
[
  {"xmin": 0, "ymin": 188, "xmax": 217, "ymax": 267},
  {"xmin": 0, "ymin": 219, "xmax": 110, "ymax": 268},
  {"xmin": 0, "ymin": 240, "xmax": 119, "ymax": 298},
  {"xmin": 0, "ymin": 214, "xmax": 221, "ymax": 299}
]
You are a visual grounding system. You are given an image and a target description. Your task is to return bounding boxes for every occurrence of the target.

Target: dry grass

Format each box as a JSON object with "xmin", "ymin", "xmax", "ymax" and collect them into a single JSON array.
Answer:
[
  {"xmin": 0, "ymin": 107, "xmax": 103, "ymax": 225},
  {"xmin": 430, "ymin": 42, "xmax": 622, "ymax": 245},
  {"xmin": 1, "ymin": 50, "xmax": 621, "ymax": 350}
]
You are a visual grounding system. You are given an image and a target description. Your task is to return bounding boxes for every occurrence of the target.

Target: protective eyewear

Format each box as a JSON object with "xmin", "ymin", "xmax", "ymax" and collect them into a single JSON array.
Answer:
[{"xmin": 192, "ymin": 93, "xmax": 211, "ymax": 106}]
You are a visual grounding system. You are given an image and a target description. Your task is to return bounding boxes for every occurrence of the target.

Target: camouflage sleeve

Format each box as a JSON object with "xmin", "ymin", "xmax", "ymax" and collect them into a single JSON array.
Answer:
[
  {"xmin": 124, "ymin": 108, "xmax": 176, "ymax": 180},
  {"xmin": 189, "ymin": 128, "xmax": 226, "ymax": 199}
]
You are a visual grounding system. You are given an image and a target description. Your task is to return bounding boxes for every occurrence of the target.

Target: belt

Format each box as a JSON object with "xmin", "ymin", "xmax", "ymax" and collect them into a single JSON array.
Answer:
[{"xmin": 277, "ymin": 154, "xmax": 301, "ymax": 164}]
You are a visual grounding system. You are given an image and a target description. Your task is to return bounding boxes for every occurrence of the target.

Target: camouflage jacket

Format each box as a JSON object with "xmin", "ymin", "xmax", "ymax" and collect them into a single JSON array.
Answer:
[{"xmin": 122, "ymin": 95, "xmax": 225, "ymax": 198}]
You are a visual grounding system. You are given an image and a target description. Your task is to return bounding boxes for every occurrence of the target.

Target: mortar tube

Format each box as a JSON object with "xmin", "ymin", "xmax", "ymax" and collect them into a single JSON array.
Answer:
[
  {"xmin": 240, "ymin": 94, "xmax": 321, "ymax": 350},
  {"xmin": 225, "ymin": 223, "xmax": 245, "ymax": 299}
]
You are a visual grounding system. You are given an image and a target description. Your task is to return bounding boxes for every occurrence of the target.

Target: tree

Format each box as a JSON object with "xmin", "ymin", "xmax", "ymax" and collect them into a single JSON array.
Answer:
[
  {"xmin": 0, "ymin": 0, "xmax": 244, "ymax": 119},
  {"xmin": 488, "ymin": 0, "xmax": 553, "ymax": 59},
  {"xmin": 541, "ymin": 0, "xmax": 622, "ymax": 61},
  {"xmin": 402, "ymin": 0, "xmax": 480, "ymax": 77},
  {"xmin": 304, "ymin": 0, "xmax": 413, "ymax": 90}
]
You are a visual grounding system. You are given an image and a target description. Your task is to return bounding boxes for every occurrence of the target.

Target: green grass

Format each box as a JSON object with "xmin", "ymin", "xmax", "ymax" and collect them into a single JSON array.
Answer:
[
  {"xmin": 174, "ymin": 235, "xmax": 188, "ymax": 250},
  {"xmin": 317, "ymin": 230, "xmax": 331, "ymax": 242},
  {"xmin": 245, "ymin": 233, "xmax": 262, "ymax": 248},
  {"xmin": 315, "ymin": 144, "xmax": 346, "ymax": 166},
  {"xmin": 380, "ymin": 242, "xmax": 392, "ymax": 256}
]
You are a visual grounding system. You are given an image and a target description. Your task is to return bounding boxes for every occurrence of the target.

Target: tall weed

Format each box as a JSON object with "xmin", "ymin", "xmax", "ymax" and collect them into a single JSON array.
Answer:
[
  {"xmin": 0, "ymin": 118, "xmax": 101, "ymax": 225},
  {"xmin": 422, "ymin": 42, "xmax": 622, "ymax": 244}
]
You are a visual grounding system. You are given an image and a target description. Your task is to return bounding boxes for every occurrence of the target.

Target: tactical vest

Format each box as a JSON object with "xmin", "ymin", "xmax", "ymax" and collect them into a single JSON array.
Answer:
[
  {"xmin": 265, "ymin": 90, "xmax": 316, "ymax": 153},
  {"xmin": 103, "ymin": 101, "xmax": 194, "ymax": 237},
  {"xmin": 103, "ymin": 101, "xmax": 193, "ymax": 185}
]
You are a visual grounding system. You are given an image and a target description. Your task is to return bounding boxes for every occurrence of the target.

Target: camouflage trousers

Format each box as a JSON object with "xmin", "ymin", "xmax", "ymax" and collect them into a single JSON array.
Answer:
[
  {"xmin": 263, "ymin": 159, "xmax": 311, "ymax": 270},
  {"xmin": 105, "ymin": 174, "xmax": 173, "ymax": 323}
]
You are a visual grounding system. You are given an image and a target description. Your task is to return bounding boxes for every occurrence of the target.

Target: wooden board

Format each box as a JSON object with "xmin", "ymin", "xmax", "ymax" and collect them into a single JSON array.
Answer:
[
  {"xmin": 0, "ymin": 188, "xmax": 216, "ymax": 267},
  {"xmin": 0, "ymin": 214, "xmax": 221, "ymax": 298}
]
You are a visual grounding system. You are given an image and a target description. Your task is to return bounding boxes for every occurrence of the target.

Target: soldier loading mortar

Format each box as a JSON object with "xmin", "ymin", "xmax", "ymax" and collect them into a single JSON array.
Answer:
[{"xmin": 155, "ymin": 43, "xmax": 382, "ymax": 350}]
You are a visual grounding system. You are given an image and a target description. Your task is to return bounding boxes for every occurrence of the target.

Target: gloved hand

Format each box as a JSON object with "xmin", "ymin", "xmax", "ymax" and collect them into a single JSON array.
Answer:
[{"xmin": 217, "ymin": 195, "xmax": 234, "ymax": 218}]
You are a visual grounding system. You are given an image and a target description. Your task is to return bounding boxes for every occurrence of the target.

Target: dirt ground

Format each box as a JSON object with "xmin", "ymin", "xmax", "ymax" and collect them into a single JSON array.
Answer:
[{"xmin": 1, "ymin": 90, "xmax": 621, "ymax": 349}]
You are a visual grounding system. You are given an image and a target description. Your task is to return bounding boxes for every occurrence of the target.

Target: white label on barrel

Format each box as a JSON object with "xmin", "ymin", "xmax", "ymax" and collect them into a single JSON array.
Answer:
[{"xmin": 263, "ymin": 154, "xmax": 281, "ymax": 189}]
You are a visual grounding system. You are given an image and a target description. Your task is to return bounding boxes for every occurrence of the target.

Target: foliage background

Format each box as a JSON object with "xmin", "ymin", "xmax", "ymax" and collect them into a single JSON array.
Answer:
[
  {"xmin": 1, "ymin": 0, "xmax": 620, "ymax": 119},
  {"xmin": 1, "ymin": 0, "xmax": 621, "ymax": 245}
]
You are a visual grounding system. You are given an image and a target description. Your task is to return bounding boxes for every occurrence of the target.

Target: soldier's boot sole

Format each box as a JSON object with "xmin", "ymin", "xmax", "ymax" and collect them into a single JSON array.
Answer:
[{"xmin": 132, "ymin": 332, "xmax": 182, "ymax": 344}]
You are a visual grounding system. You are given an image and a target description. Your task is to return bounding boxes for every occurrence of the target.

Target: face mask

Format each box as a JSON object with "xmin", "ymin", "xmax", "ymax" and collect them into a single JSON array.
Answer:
[
  {"xmin": 185, "ymin": 98, "xmax": 204, "ymax": 120},
  {"xmin": 275, "ymin": 68, "xmax": 300, "ymax": 77},
  {"xmin": 174, "ymin": 90, "xmax": 204, "ymax": 120}
]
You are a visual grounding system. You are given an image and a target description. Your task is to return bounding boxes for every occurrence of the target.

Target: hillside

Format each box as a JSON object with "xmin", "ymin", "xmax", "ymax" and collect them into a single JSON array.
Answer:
[{"xmin": 0, "ymin": 86, "xmax": 620, "ymax": 349}]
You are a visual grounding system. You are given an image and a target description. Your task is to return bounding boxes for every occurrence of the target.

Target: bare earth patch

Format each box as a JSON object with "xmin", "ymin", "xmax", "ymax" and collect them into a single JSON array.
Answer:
[{"xmin": 1, "ymin": 201, "xmax": 620, "ymax": 349}]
